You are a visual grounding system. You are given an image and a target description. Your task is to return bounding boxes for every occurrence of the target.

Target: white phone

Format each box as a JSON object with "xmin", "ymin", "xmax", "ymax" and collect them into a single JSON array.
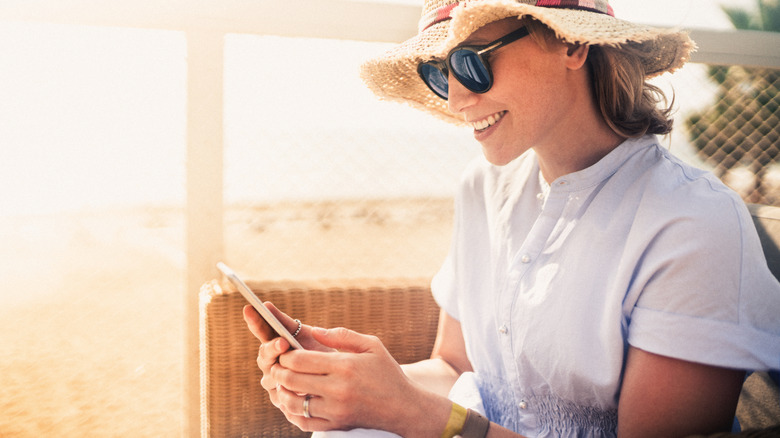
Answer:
[{"xmin": 217, "ymin": 262, "xmax": 304, "ymax": 350}]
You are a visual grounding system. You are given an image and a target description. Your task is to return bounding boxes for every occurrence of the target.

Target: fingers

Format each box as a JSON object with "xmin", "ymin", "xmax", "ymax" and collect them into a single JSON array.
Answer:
[
  {"xmin": 263, "ymin": 302, "xmax": 304, "ymax": 340},
  {"xmin": 243, "ymin": 304, "xmax": 276, "ymax": 342},
  {"xmin": 257, "ymin": 338, "xmax": 290, "ymax": 375},
  {"xmin": 272, "ymin": 328, "xmax": 384, "ymax": 376},
  {"xmin": 243, "ymin": 301, "xmax": 299, "ymax": 340},
  {"xmin": 275, "ymin": 388, "xmax": 332, "ymax": 431},
  {"xmin": 276, "ymin": 387, "xmax": 312, "ymax": 417},
  {"xmin": 255, "ymin": 337, "xmax": 291, "ymax": 410},
  {"xmin": 271, "ymin": 354, "xmax": 324, "ymax": 393},
  {"xmin": 310, "ymin": 326, "xmax": 381, "ymax": 354},
  {"xmin": 244, "ymin": 302, "xmax": 337, "ymax": 432}
]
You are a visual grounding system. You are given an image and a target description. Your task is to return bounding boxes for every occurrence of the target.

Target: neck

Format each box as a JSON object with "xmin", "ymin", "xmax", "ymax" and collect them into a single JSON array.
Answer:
[
  {"xmin": 535, "ymin": 71, "xmax": 626, "ymax": 182},
  {"xmin": 536, "ymin": 126, "xmax": 625, "ymax": 183},
  {"xmin": 531, "ymin": 41, "xmax": 626, "ymax": 183}
]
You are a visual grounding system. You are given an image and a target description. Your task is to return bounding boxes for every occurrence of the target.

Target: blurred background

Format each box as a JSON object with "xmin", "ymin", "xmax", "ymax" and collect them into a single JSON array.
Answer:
[{"xmin": 0, "ymin": 0, "xmax": 778, "ymax": 436}]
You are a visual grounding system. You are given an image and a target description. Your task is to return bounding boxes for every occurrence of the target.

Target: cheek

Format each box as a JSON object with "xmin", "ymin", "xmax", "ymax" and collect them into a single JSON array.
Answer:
[
  {"xmin": 491, "ymin": 57, "xmax": 549, "ymax": 103},
  {"xmin": 502, "ymin": 66, "xmax": 571, "ymax": 119},
  {"xmin": 492, "ymin": 44, "xmax": 569, "ymax": 98}
]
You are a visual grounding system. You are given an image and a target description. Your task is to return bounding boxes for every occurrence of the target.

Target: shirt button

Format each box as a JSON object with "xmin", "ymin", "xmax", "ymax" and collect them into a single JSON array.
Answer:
[
  {"xmin": 520, "ymin": 255, "xmax": 531, "ymax": 264},
  {"xmin": 558, "ymin": 180, "xmax": 568, "ymax": 186},
  {"xmin": 519, "ymin": 400, "xmax": 528, "ymax": 409},
  {"xmin": 499, "ymin": 325, "xmax": 508, "ymax": 334}
]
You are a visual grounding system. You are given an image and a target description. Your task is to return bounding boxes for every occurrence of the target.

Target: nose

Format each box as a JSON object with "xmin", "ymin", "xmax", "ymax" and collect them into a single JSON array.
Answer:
[{"xmin": 447, "ymin": 73, "xmax": 477, "ymax": 115}]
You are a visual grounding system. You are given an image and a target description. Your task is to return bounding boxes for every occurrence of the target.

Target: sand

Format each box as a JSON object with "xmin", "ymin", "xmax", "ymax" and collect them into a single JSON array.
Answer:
[{"xmin": 0, "ymin": 198, "xmax": 454, "ymax": 437}]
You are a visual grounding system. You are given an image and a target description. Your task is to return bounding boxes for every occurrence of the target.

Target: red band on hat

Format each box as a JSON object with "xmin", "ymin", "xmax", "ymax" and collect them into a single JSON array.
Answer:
[
  {"xmin": 420, "ymin": 0, "xmax": 615, "ymax": 31},
  {"xmin": 437, "ymin": 3, "xmax": 460, "ymax": 22},
  {"xmin": 535, "ymin": 0, "xmax": 615, "ymax": 17},
  {"xmin": 420, "ymin": 2, "xmax": 459, "ymax": 31}
]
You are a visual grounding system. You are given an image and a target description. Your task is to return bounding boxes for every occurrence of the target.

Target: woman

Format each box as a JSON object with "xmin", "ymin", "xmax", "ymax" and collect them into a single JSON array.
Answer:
[{"xmin": 244, "ymin": 1, "xmax": 780, "ymax": 436}]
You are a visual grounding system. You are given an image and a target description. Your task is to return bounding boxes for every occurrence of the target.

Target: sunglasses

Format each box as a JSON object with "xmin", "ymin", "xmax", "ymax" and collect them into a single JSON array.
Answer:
[{"xmin": 417, "ymin": 27, "xmax": 530, "ymax": 100}]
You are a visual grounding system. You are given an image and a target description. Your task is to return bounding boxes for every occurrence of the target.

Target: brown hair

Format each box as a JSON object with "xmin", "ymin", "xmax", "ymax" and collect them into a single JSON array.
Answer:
[
  {"xmin": 523, "ymin": 18, "xmax": 674, "ymax": 137},
  {"xmin": 586, "ymin": 44, "xmax": 674, "ymax": 137}
]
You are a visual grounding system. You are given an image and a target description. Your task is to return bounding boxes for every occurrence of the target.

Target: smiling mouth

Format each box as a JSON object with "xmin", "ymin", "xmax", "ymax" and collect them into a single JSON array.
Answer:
[{"xmin": 471, "ymin": 111, "xmax": 506, "ymax": 131}]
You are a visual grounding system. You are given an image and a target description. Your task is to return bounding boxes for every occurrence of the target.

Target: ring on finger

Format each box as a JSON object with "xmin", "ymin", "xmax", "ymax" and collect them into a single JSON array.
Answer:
[
  {"xmin": 292, "ymin": 319, "xmax": 302, "ymax": 338},
  {"xmin": 303, "ymin": 394, "xmax": 313, "ymax": 419}
]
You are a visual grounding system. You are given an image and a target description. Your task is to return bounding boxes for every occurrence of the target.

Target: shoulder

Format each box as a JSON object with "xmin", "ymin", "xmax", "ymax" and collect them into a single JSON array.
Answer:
[
  {"xmin": 612, "ymin": 138, "xmax": 761, "ymax": 292},
  {"xmin": 623, "ymin": 137, "xmax": 748, "ymax": 233}
]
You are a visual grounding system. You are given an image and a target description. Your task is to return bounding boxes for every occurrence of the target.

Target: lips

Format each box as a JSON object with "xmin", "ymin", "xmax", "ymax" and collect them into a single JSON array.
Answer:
[{"xmin": 471, "ymin": 111, "xmax": 506, "ymax": 131}]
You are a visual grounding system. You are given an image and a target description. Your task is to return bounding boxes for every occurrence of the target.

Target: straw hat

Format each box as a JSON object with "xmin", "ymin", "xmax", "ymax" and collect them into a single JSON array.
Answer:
[{"xmin": 360, "ymin": 0, "xmax": 696, "ymax": 124}]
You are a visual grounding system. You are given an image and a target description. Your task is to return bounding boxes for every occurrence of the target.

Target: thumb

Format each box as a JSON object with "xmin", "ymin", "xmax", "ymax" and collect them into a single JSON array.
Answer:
[{"xmin": 310, "ymin": 327, "xmax": 379, "ymax": 354}]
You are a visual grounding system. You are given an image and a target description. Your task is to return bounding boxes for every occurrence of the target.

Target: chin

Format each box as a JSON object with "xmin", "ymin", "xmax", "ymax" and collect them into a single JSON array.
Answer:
[
  {"xmin": 482, "ymin": 149, "xmax": 518, "ymax": 167},
  {"xmin": 481, "ymin": 139, "xmax": 530, "ymax": 166}
]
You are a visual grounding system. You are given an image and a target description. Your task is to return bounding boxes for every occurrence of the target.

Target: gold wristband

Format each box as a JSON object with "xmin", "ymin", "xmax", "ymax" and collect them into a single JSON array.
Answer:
[
  {"xmin": 461, "ymin": 409, "xmax": 490, "ymax": 438},
  {"xmin": 440, "ymin": 402, "xmax": 468, "ymax": 438}
]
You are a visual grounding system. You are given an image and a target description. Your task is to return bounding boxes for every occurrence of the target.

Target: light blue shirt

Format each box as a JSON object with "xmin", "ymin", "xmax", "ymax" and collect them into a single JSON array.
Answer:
[{"xmin": 432, "ymin": 135, "xmax": 780, "ymax": 437}]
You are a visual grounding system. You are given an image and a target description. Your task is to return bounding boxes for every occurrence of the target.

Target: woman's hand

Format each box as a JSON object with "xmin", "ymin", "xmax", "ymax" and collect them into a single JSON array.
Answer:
[
  {"xmin": 270, "ymin": 327, "xmax": 449, "ymax": 436},
  {"xmin": 242, "ymin": 303, "xmax": 333, "ymax": 418},
  {"xmin": 244, "ymin": 306, "xmax": 469, "ymax": 436}
]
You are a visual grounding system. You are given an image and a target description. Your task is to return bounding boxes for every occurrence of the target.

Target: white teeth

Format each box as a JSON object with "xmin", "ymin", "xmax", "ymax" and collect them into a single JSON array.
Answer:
[{"xmin": 472, "ymin": 111, "xmax": 505, "ymax": 131}]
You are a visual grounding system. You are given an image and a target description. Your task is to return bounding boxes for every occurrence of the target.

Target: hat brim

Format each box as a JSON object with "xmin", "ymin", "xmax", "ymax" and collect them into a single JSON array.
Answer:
[{"xmin": 360, "ymin": 0, "xmax": 696, "ymax": 125}]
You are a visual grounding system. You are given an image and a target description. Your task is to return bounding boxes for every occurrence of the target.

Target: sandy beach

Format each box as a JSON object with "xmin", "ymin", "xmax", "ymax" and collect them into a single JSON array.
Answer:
[{"xmin": 0, "ymin": 198, "xmax": 454, "ymax": 437}]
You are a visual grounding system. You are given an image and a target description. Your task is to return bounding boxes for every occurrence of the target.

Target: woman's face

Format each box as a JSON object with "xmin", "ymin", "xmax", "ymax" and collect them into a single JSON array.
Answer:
[{"xmin": 448, "ymin": 19, "xmax": 586, "ymax": 166}]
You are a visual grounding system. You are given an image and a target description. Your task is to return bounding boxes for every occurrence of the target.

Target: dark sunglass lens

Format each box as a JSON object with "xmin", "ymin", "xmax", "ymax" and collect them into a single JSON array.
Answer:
[
  {"xmin": 419, "ymin": 63, "xmax": 449, "ymax": 99},
  {"xmin": 449, "ymin": 50, "xmax": 491, "ymax": 92}
]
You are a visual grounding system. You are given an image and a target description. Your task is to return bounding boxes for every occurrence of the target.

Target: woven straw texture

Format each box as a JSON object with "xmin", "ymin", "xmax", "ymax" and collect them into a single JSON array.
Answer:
[{"xmin": 199, "ymin": 278, "xmax": 439, "ymax": 438}]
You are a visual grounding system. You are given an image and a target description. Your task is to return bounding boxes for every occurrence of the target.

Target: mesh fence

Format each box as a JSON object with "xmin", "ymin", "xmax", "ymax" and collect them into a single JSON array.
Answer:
[
  {"xmin": 684, "ymin": 66, "xmax": 780, "ymax": 205},
  {"xmin": 222, "ymin": 36, "xmax": 780, "ymax": 281}
]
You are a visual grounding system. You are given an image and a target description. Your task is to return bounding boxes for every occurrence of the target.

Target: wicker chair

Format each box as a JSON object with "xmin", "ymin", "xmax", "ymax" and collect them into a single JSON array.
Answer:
[{"xmin": 199, "ymin": 204, "xmax": 780, "ymax": 437}]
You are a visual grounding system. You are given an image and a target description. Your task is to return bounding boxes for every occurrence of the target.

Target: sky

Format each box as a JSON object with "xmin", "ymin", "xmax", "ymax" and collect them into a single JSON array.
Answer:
[{"xmin": 610, "ymin": 0, "xmax": 757, "ymax": 28}]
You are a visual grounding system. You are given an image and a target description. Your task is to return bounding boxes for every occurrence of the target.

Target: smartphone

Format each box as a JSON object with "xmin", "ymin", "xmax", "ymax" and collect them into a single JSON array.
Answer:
[{"xmin": 217, "ymin": 262, "xmax": 304, "ymax": 350}]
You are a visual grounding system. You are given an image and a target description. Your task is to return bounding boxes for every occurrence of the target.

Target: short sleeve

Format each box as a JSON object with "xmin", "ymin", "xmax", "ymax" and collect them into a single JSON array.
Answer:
[
  {"xmin": 627, "ymin": 199, "xmax": 780, "ymax": 371},
  {"xmin": 432, "ymin": 180, "xmax": 468, "ymax": 322},
  {"xmin": 431, "ymin": 157, "xmax": 495, "ymax": 323},
  {"xmin": 432, "ymin": 251, "xmax": 460, "ymax": 321}
]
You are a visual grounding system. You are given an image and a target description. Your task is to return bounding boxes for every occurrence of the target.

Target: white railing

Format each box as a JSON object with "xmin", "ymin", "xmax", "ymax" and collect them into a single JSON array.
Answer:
[{"xmin": 2, "ymin": 1, "xmax": 779, "ymax": 436}]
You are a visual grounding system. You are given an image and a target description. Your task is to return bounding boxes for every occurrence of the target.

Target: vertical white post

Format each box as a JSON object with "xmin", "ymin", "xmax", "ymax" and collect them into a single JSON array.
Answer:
[{"xmin": 184, "ymin": 30, "xmax": 224, "ymax": 438}]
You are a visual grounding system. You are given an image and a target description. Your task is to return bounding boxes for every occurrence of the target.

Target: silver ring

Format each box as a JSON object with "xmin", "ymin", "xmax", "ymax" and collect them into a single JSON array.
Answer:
[
  {"xmin": 292, "ymin": 319, "xmax": 302, "ymax": 338},
  {"xmin": 303, "ymin": 394, "xmax": 312, "ymax": 419}
]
